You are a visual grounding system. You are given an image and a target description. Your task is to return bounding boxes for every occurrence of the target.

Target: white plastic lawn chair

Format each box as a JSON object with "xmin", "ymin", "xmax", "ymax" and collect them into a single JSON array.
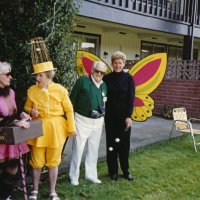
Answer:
[{"xmin": 169, "ymin": 107, "xmax": 200, "ymax": 152}]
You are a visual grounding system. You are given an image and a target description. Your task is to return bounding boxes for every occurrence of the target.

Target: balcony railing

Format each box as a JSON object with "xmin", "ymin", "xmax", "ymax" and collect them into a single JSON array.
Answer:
[{"xmin": 85, "ymin": 0, "xmax": 200, "ymax": 26}]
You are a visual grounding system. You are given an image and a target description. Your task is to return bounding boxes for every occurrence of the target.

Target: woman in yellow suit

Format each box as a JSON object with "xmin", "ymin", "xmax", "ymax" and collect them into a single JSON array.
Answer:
[{"xmin": 24, "ymin": 62, "xmax": 76, "ymax": 200}]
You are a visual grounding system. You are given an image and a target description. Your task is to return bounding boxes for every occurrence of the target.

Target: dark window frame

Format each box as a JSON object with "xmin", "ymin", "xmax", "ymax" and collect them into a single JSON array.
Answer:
[
  {"xmin": 141, "ymin": 40, "xmax": 199, "ymax": 60},
  {"xmin": 141, "ymin": 40, "xmax": 167, "ymax": 59},
  {"xmin": 75, "ymin": 31, "xmax": 101, "ymax": 56}
]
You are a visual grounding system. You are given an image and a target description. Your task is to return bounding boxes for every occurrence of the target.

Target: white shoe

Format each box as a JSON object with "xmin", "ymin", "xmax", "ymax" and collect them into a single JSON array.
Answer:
[
  {"xmin": 86, "ymin": 177, "xmax": 102, "ymax": 184},
  {"xmin": 29, "ymin": 190, "xmax": 38, "ymax": 200},
  {"xmin": 50, "ymin": 192, "xmax": 60, "ymax": 200},
  {"xmin": 70, "ymin": 180, "xmax": 79, "ymax": 186},
  {"xmin": 5, "ymin": 196, "xmax": 12, "ymax": 200}
]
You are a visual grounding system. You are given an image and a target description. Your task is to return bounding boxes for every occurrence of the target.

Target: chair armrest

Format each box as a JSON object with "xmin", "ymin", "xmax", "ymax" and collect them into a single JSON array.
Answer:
[
  {"xmin": 173, "ymin": 120, "xmax": 193, "ymax": 134},
  {"xmin": 174, "ymin": 120, "xmax": 192, "ymax": 129},
  {"xmin": 189, "ymin": 118, "xmax": 200, "ymax": 123},
  {"xmin": 174, "ymin": 119, "xmax": 190, "ymax": 123}
]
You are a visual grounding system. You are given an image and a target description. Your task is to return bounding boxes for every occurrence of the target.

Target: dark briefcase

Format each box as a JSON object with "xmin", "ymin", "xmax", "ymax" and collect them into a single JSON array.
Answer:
[{"xmin": 0, "ymin": 120, "xmax": 43, "ymax": 144}]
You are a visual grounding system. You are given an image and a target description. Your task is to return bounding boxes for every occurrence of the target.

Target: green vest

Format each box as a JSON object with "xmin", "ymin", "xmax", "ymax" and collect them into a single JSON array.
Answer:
[{"xmin": 70, "ymin": 76, "xmax": 107, "ymax": 118}]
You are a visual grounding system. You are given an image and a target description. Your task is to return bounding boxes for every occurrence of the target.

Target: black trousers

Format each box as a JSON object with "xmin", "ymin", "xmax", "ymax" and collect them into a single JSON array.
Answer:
[
  {"xmin": 0, "ymin": 159, "xmax": 19, "ymax": 200},
  {"xmin": 105, "ymin": 122, "xmax": 131, "ymax": 176}
]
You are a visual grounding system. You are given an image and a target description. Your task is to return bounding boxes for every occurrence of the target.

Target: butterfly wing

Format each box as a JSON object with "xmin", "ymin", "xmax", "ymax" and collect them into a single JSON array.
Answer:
[
  {"xmin": 129, "ymin": 53, "xmax": 167, "ymax": 122},
  {"xmin": 76, "ymin": 50, "xmax": 111, "ymax": 76},
  {"xmin": 132, "ymin": 95, "xmax": 154, "ymax": 121}
]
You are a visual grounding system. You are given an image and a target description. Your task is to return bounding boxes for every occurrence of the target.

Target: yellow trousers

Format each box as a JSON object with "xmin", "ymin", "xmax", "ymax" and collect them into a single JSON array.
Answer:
[{"xmin": 30, "ymin": 146, "xmax": 63, "ymax": 168}]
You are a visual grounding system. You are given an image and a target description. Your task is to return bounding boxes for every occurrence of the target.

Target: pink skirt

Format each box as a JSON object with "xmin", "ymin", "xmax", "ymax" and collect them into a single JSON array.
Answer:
[{"xmin": 0, "ymin": 143, "xmax": 30, "ymax": 159}]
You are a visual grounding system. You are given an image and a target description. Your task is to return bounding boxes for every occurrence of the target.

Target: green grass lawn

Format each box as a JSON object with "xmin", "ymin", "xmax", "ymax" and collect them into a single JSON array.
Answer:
[{"xmin": 14, "ymin": 135, "xmax": 200, "ymax": 200}]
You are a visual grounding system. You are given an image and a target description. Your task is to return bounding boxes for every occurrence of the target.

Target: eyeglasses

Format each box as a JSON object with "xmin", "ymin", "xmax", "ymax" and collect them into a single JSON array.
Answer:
[
  {"xmin": 0, "ymin": 72, "xmax": 12, "ymax": 77},
  {"xmin": 94, "ymin": 69, "xmax": 106, "ymax": 76}
]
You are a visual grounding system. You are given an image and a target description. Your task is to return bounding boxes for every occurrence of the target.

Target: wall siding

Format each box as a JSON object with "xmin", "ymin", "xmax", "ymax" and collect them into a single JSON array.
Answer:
[
  {"xmin": 76, "ymin": 26, "xmax": 140, "ymax": 66},
  {"xmin": 101, "ymin": 32, "xmax": 140, "ymax": 66},
  {"xmin": 151, "ymin": 80, "xmax": 200, "ymax": 117},
  {"xmin": 75, "ymin": 20, "xmax": 195, "ymax": 64}
]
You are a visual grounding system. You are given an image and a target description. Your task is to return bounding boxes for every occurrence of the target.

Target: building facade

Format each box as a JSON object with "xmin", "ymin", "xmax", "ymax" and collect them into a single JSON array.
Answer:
[
  {"xmin": 75, "ymin": 0, "xmax": 200, "ymax": 117},
  {"xmin": 76, "ymin": 0, "xmax": 200, "ymax": 62}
]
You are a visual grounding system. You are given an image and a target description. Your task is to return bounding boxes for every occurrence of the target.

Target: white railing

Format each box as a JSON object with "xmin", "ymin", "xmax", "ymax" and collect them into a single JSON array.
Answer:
[{"xmin": 84, "ymin": 0, "xmax": 198, "ymax": 25}]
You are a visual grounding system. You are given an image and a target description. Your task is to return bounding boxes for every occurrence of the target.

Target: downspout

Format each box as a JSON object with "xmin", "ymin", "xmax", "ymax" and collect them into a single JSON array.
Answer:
[{"xmin": 190, "ymin": 0, "xmax": 197, "ymax": 59}]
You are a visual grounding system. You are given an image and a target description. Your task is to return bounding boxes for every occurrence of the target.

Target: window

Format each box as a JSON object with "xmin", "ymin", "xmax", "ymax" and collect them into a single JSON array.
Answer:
[
  {"xmin": 75, "ymin": 32, "xmax": 100, "ymax": 56},
  {"xmin": 141, "ymin": 41, "xmax": 198, "ymax": 60},
  {"xmin": 141, "ymin": 41, "xmax": 167, "ymax": 59},
  {"xmin": 168, "ymin": 45, "xmax": 183, "ymax": 61},
  {"xmin": 193, "ymin": 49, "xmax": 198, "ymax": 60}
]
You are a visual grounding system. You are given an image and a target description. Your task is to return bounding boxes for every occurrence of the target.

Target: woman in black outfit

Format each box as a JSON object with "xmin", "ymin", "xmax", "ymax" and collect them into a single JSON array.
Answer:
[{"xmin": 103, "ymin": 51, "xmax": 135, "ymax": 181}]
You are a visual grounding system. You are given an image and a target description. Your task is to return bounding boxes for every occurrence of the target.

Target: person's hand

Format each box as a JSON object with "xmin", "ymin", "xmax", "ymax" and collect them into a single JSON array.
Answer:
[
  {"xmin": 14, "ymin": 120, "xmax": 30, "ymax": 128},
  {"xmin": 125, "ymin": 117, "xmax": 132, "ymax": 129},
  {"xmin": 20, "ymin": 112, "xmax": 32, "ymax": 121},
  {"xmin": 69, "ymin": 131, "xmax": 76, "ymax": 138},
  {"xmin": 30, "ymin": 107, "xmax": 39, "ymax": 118}
]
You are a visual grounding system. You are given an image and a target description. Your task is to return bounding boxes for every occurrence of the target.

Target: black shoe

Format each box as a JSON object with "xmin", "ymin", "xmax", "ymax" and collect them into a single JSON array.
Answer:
[
  {"xmin": 110, "ymin": 174, "xmax": 118, "ymax": 181},
  {"xmin": 123, "ymin": 174, "xmax": 134, "ymax": 181}
]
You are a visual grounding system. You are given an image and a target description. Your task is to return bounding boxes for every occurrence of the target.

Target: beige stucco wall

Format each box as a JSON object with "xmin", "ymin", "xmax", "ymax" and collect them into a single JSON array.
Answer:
[
  {"xmin": 75, "ymin": 20, "xmax": 200, "ymax": 63},
  {"xmin": 101, "ymin": 32, "xmax": 140, "ymax": 67},
  {"xmin": 75, "ymin": 25, "xmax": 140, "ymax": 67}
]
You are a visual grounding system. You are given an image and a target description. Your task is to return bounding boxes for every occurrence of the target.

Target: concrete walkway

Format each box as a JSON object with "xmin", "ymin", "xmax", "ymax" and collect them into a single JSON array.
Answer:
[
  {"xmin": 60, "ymin": 116, "xmax": 183, "ymax": 172},
  {"xmin": 60, "ymin": 115, "xmax": 200, "ymax": 173}
]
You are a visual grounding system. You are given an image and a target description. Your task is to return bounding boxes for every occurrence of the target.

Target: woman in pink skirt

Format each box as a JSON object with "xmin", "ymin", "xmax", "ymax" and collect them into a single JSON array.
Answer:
[{"xmin": 0, "ymin": 61, "xmax": 30, "ymax": 200}]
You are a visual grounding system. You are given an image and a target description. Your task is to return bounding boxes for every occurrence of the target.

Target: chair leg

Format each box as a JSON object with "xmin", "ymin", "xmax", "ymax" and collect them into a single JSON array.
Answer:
[
  {"xmin": 191, "ymin": 135, "xmax": 197, "ymax": 152},
  {"xmin": 169, "ymin": 125, "xmax": 174, "ymax": 139}
]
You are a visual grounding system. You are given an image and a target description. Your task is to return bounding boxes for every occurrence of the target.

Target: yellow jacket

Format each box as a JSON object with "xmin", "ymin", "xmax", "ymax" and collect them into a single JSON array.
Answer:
[{"xmin": 24, "ymin": 82, "xmax": 75, "ymax": 148}]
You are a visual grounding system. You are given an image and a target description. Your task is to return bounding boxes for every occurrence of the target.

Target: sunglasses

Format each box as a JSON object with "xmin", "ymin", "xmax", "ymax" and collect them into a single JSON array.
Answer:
[
  {"xmin": 0, "ymin": 72, "xmax": 12, "ymax": 77},
  {"xmin": 94, "ymin": 69, "xmax": 106, "ymax": 76}
]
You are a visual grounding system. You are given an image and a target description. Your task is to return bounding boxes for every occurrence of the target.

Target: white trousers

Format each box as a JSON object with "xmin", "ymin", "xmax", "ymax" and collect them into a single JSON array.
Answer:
[{"xmin": 69, "ymin": 112, "xmax": 104, "ymax": 183}]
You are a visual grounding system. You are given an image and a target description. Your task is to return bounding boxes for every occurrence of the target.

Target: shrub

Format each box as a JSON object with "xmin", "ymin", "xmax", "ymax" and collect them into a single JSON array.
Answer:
[{"xmin": 0, "ymin": 0, "xmax": 80, "ymax": 109}]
